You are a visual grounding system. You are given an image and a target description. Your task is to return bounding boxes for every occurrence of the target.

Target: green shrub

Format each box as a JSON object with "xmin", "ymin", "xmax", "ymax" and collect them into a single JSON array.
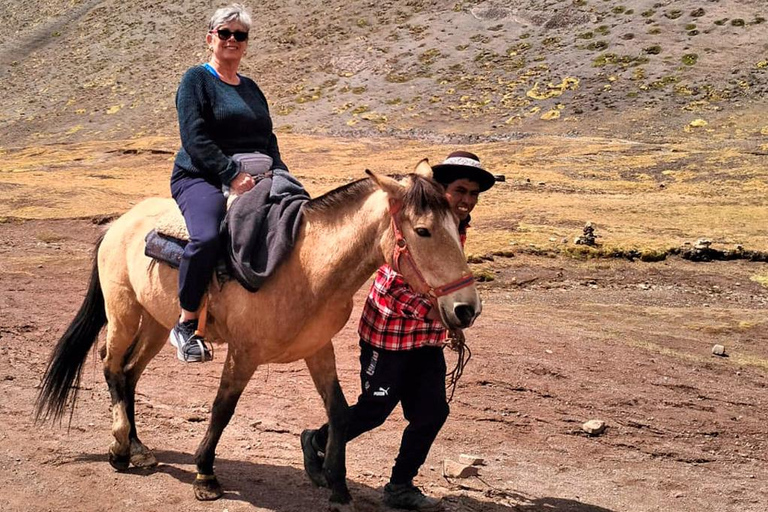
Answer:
[
  {"xmin": 587, "ymin": 41, "xmax": 609, "ymax": 51},
  {"xmin": 682, "ymin": 53, "xmax": 698, "ymax": 65}
]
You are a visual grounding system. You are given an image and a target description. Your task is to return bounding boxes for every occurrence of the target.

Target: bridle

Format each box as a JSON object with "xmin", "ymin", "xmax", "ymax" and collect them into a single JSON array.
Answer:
[
  {"xmin": 389, "ymin": 198, "xmax": 475, "ymax": 403},
  {"xmin": 388, "ymin": 199, "xmax": 475, "ymax": 303}
]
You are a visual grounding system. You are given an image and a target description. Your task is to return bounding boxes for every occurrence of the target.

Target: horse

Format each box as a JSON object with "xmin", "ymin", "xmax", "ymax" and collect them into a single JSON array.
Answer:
[{"xmin": 35, "ymin": 161, "xmax": 481, "ymax": 510}]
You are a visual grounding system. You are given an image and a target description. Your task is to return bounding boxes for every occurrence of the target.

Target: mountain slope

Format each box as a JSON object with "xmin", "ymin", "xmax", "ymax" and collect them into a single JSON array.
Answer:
[{"xmin": 1, "ymin": 0, "xmax": 767, "ymax": 145}]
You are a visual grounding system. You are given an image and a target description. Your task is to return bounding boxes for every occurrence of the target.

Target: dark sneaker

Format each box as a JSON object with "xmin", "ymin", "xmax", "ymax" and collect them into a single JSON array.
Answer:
[
  {"xmin": 383, "ymin": 482, "xmax": 442, "ymax": 511},
  {"xmin": 300, "ymin": 429, "xmax": 327, "ymax": 487},
  {"xmin": 169, "ymin": 319, "xmax": 212, "ymax": 362}
]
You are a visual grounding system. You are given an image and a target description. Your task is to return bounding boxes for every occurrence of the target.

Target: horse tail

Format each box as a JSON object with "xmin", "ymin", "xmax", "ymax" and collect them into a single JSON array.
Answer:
[{"xmin": 35, "ymin": 234, "xmax": 107, "ymax": 424}]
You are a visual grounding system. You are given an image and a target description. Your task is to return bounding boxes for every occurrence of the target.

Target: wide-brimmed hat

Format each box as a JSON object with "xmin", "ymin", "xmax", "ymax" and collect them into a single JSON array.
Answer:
[{"xmin": 432, "ymin": 151, "xmax": 495, "ymax": 192}]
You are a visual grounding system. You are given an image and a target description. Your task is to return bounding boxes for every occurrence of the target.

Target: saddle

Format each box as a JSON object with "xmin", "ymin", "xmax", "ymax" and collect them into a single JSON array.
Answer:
[
  {"xmin": 144, "ymin": 209, "xmax": 190, "ymax": 270},
  {"xmin": 144, "ymin": 170, "xmax": 309, "ymax": 292}
]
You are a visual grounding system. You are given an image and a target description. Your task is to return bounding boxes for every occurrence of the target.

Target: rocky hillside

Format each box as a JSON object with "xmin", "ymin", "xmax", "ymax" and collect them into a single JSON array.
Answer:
[{"xmin": 1, "ymin": 0, "xmax": 767, "ymax": 146}]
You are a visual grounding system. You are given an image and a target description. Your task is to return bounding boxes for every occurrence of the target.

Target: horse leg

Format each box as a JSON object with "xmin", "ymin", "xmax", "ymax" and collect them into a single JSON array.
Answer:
[
  {"xmin": 123, "ymin": 313, "xmax": 169, "ymax": 468},
  {"xmin": 193, "ymin": 349, "xmax": 257, "ymax": 501},
  {"xmin": 305, "ymin": 342, "xmax": 352, "ymax": 509},
  {"xmin": 102, "ymin": 294, "xmax": 143, "ymax": 471}
]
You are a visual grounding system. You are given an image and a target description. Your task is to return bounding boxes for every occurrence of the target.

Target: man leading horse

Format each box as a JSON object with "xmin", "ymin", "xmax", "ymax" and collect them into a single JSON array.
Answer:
[{"xmin": 301, "ymin": 151, "xmax": 496, "ymax": 511}]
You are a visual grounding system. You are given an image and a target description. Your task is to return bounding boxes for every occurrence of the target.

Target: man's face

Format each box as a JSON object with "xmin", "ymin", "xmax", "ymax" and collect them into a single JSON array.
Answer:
[{"xmin": 444, "ymin": 178, "xmax": 481, "ymax": 221}]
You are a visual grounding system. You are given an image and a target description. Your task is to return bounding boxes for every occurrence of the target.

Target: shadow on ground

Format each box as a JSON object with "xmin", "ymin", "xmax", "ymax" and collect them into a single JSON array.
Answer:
[{"xmin": 73, "ymin": 449, "xmax": 614, "ymax": 512}]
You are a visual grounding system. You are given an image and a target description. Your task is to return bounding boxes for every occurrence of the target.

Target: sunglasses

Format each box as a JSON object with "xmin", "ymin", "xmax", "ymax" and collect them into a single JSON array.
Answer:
[{"xmin": 211, "ymin": 28, "xmax": 249, "ymax": 42}]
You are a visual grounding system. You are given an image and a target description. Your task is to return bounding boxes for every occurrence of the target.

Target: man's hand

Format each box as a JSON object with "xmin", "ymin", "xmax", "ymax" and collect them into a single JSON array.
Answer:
[
  {"xmin": 229, "ymin": 172, "xmax": 255, "ymax": 195},
  {"xmin": 426, "ymin": 305, "xmax": 440, "ymax": 321},
  {"xmin": 446, "ymin": 328, "xmax": 465, "ymax": 351}
]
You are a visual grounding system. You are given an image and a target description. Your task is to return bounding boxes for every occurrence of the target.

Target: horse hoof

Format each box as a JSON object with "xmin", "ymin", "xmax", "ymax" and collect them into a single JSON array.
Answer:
[
  {"xmin": 129, "ymin": 439, "xmax": 158, "ymax": 468},
  {"xmin": 108, "ymin": 449, "xmax": 130, "ymax": 471},
  {"xmin": 130, "ymin": 451, "xmax": 158, "ymax": 468},
  {"xmin": 329, "ymin": 501, "xmax": 355, "ymax": 512},
  {"xmin": 194, "ymin": 475, "xmax": 223, "ymax": 501},
  {"xmin": 329, "ymin": 491, "xmax": 353, "ymax": 512}
]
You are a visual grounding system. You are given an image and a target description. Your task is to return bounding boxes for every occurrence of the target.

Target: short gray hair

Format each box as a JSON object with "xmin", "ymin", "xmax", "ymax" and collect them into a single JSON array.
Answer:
[{"xmin": 208, "ymin": 4, "xmax": 252, "ymax": 31}]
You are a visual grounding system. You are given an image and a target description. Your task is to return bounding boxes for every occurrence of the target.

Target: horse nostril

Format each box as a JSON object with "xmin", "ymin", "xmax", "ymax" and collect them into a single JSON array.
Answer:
[{"xmin": 454, "ymin": 304, "xmax": 475, "ymax": 327}]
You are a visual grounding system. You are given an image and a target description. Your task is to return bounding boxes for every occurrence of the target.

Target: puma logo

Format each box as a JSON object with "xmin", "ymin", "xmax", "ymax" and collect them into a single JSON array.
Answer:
[{"xmin": 373, "ymin": 387, "xmax": 390, "ymax": 397}]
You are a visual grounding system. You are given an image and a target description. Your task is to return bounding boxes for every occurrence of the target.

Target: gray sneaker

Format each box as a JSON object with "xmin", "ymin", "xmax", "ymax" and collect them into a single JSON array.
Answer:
[
  {"xmin": 169, "ymin": 319, "xmax": 212, "ymax": 362},
  {"xmin": 300, "ymin": 429, "xmax": 327, "ymax": 487},
  {"xmin": 383, "ymin": 482, "xmax": 442, "ymax": 511}
]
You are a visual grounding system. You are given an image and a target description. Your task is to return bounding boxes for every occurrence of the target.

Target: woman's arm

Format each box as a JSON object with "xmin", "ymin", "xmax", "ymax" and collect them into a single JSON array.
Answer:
[
  {"xmin": 266, "ymin": 132, "xmax": 289, "ymax": 171},
  {"xmin": 250, "ymin": 82, "xmax": 289, "ymax": 172}
]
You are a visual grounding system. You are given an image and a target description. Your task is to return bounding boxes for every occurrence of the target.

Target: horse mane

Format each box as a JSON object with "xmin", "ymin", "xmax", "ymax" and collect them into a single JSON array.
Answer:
[
  {"xmin": 305, "ymin": 174, "xmax": 448, "ymax": 216},
  {"xmin": 305, "ymin": 178, "xmax": 376, "ymax": 214},
  {"xmin": 401, "ymin": 174, "xmax": 450, "ymax": 215}
]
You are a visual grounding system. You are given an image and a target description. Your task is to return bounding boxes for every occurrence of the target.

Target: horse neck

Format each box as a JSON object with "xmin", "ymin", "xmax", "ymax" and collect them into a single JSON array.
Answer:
[{"xmin": 298, "ymin": 189, "xmax": 388, "ymax": 298}]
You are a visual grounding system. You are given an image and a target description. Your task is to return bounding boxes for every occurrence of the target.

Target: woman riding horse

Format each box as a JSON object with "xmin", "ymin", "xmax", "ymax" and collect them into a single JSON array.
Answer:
[
  {"xmin": 35, "ymin": 160, "xmax": 481, "ymax": 510},
  {"xmin": 171, "ymin": 3, "xmax": 290, "ymax": 362}
]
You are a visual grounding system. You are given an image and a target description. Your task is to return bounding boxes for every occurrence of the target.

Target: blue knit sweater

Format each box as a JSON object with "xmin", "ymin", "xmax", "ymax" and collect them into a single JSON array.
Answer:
[{"xmin": 172, "ymin": 65, "xmax": 288, "ymax": 186}]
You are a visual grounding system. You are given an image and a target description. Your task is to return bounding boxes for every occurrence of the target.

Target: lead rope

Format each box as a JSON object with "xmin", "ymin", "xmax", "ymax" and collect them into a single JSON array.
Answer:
[{"xmin": 445, "ymin": 328, "xmax": 471, "ymax": 403}]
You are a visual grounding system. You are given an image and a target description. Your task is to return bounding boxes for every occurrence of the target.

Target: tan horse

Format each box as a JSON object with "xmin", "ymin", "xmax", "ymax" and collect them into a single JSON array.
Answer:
[{"xmin": 35, "ymin": 162, "xmax": 480, "ymax": 510}]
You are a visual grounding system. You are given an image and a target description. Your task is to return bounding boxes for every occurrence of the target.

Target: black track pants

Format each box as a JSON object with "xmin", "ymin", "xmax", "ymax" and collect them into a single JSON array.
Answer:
[{"xmin": 315, "ymin": 340, "xmax": 449, "ymax": 484}]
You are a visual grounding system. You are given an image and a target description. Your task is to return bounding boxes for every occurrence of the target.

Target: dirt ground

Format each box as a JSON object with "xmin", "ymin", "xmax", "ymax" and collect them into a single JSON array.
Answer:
[{"xmin": 1, "ymin": 217, "xmax": 766, "ymax": 512}]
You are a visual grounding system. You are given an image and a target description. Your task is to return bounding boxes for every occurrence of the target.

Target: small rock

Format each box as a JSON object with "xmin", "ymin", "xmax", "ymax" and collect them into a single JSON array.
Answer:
[
  {"xmin": 459, "ymin": 454, "xmax": 485, "ymax": 466},
  {"xmin": 443, "ymin": 459, "xmax": 479, "ymax": 478},
  {"xmin": 582, "ymin": 420, "xmax": 606, "ymax": 436},
  {"xmin": 712, "ymin": 344, "xmax": 726, "ymax": 356},
  {"xmin": 545, "ymin": 349, "xmax": 553, "ymax": 355}
]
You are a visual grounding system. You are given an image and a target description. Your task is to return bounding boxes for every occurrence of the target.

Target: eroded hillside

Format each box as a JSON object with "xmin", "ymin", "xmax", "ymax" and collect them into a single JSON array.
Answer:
[{"xmin": 1, "ymin": 0, "xmax": 767, "ymax": 145}]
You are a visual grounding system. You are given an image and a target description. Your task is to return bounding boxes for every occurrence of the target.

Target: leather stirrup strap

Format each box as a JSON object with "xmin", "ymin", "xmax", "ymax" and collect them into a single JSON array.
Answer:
[{"xmin": 194, "ymin": 296, "xmax": 209, "ymax": 338}]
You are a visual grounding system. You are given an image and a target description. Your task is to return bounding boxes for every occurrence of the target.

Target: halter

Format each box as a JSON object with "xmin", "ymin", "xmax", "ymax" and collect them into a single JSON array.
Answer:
[{"xmin": 388, "ymin": 199, "xmax": 476, "ymax": 302}]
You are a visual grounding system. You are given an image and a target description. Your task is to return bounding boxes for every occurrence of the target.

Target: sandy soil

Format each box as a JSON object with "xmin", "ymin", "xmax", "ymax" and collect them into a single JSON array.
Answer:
[{"xmin": 1, "ymin": 217, "xmax": 766, "ymax": 512}]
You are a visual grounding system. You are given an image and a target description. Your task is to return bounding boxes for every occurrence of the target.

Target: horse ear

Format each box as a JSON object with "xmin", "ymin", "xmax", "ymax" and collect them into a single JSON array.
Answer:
[
  {"xmin": 366, "ymin": 169, "xmax": 405, "ymax": 199},
  {"xmin": 413, "ymin": 158, "xmax": 433, "ymax": 180}
]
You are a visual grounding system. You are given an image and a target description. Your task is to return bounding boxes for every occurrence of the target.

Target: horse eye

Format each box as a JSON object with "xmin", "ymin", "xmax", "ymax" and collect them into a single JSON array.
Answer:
[{"xmin": 415, "ymin": 227, "xmax": 431, "ymax": 237}]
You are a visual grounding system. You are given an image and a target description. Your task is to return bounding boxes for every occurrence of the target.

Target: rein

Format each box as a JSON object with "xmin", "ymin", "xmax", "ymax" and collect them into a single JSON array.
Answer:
[
  {"xmin": 445, "ymin": 329, "xmax": 471, "ymax": 402},
  {"xmin": 388, "ymin": 200, "xmax": 475, "ymax": 304}
]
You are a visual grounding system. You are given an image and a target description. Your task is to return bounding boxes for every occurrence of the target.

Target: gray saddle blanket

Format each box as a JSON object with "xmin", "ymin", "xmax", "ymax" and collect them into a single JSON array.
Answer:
[{"xmin": 145, "ymin": 170, "xmax": 309, "ymax": 292}]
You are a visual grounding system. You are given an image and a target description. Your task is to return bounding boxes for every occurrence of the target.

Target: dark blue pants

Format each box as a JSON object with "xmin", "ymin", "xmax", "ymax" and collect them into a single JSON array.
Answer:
[
  {"xmin": 315, "ymin": 341, "xmax": 449, "ymax": 484},
  {"xmin": 171, "ymin": 175, "xmax": 227, "ymax": 312}
]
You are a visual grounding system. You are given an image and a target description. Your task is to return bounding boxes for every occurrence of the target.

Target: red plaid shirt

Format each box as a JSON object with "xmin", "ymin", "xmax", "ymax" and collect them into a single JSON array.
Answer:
[{"xmin": 358, "ymin": 220, "xmax": 469, "ymax": 351}]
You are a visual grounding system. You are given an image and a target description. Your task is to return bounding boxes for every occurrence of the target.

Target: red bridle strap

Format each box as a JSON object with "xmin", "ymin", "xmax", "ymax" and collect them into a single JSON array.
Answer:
[{"xmin": 388, "ymin": 200, "xmax": 475, "ymax": 301}]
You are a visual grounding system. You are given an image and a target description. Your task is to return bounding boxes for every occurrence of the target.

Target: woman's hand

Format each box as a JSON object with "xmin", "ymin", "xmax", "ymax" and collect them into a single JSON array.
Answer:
[{"xmin": 229, "ymin": 172, "xmax": 255, "ymax": 195}]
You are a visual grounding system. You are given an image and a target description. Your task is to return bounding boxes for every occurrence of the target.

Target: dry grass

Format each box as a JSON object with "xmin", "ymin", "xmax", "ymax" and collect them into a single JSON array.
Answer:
[{"xmin": 1, "ymin": 134, "xmax": 767, "ymax": 257}]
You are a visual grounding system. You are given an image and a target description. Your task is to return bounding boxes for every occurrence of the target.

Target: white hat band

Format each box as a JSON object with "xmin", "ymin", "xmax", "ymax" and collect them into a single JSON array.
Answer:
[{"xmin": 440, "ymin": 156, "xmax": 483, "ymax": 169}]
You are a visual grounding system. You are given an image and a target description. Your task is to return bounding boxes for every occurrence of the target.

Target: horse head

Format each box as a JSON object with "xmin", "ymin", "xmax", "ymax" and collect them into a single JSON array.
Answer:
[{"xmin": 367, "ymin": 162, "xmax": 481, "ymax": 329}]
